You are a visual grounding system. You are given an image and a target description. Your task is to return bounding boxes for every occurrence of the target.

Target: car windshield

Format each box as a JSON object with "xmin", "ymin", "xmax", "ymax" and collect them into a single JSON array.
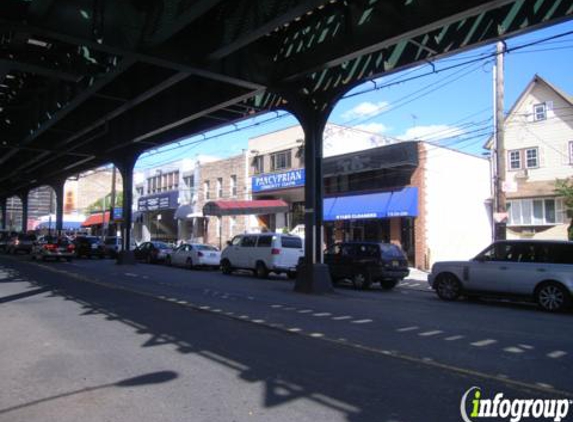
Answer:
[
  {"xmin": 153, "ymin": 242, "xmax": 170, "ymax": 249},
  {"xmin": 196, "ymin": 244, "xmax": 218, "ymax": 251},
  {"xmin": 380, "ymin": 244, "xmax": 405, "ymax": 259}
]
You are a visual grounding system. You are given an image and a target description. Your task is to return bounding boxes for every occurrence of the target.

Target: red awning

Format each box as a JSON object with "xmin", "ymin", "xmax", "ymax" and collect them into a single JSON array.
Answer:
[
  {"xmin": 203, "ymin": 199, "xmax": 289, "ymax": 217},
  {"xmin": 81, "ymin": 211, "xmax": 111, "ymax": 227}
]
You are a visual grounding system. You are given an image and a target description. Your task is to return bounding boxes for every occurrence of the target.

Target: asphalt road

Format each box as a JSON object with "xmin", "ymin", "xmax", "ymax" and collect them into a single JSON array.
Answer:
[{"xmin": 1, "ymin": 254, "xmax": 571, "ymax": 422}]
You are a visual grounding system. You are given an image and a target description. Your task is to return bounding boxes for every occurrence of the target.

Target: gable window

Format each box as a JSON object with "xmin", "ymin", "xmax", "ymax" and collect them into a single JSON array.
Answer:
[
  {"xmin": 507, "ymin": 148, "xmax": 539, "ymax": 170},
  {"xmin": 508, "ymin": 150, "xmax": 521, "ymax": 170},
  {"xmin": 270, "ymin": 150, "xmax": 292, "ymax": 171},
  {"xmin": 533, "ymin": 103, "xmax": 547, "ymax": 121}
]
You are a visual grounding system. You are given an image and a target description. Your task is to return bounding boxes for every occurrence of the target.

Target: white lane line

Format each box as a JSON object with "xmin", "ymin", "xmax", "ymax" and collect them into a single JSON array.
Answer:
[
  {"xmin": 396, "ymin": 326, "xmax": 419, "ymax": 332},
  {"xmin": 504, "ymin": 347, "xmax": 525, "ymax": 354},
  {"xmin": 332, "ymin": 316, "xmax": 353, "ymax": 321},
  {"xmin": 351, "ymin": 319, "xmax": 373, "ymax": 324},
  {"xmin": 283, "ymin": 307, "xmax": 297, "ymax": 311},
  {"xmin": 298, "ymin": 309, "xmax": 313, "ymax": 313},
  {"xmin": 410, "ymin": 283, "xmax": 421, "ymax": 287},
  {"xmin": 519, "ymin": 344, "xmax": 534, "ymax": 350},
  {"xmin": 313, "ymin": 312, "xmax": 332, "ymax": 317},
  {"xmin": 310, "ymin": 333, "xmax": 325, "ymax": 338},
  {"xmin": 471, "ymin": 339, "xmax": 498, "ymax": 347},
  {"xmin": 419, "ymin": 330, "xmax": 443, "ymax": 337},
  {"xmin": 444, "ymin": 335, "xmax": 465, "ymax": 341},
  {"xmin": 271, "ymin": 304, "xmax": 283, "ymax": 308},
  {"xmin": 547, "ymin": 351, "xmax": 567, "ymax": 359}
]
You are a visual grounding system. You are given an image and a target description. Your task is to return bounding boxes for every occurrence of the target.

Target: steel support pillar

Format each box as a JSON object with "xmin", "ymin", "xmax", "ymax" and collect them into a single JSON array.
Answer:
[
  {"xmin": 284, "ymin": 97, "xmax": 335, "ymax": 294},
  {"xmin": 114, "ymin": 155, "xmax": 137, "ymax": 264},
  {"xmin": 0, "ymin": 198, "xmax": 6, "ymax": 230},
  {"xmin": 51, "ymin": 180, "xmax": 66, "ymax": 236},
  {"xmin": 20, "ymin": 192, "xmax": 29, "ymax": 232}
]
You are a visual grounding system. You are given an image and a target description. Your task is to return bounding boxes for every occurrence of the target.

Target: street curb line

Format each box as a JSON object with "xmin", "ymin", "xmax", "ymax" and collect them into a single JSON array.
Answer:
[{"xmin": 20, "ymin": 258, "xmax": 573, "ymax": 399}]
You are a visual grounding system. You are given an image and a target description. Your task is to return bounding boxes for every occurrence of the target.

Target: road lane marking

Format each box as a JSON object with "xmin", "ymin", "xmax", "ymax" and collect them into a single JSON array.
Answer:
[
  {"xmin": 298, "ymin": 309, "xmax": 313, "ymax": 313},
  {"xmin": 313, "ymin": 312, "xmax": 332, "ymax": 317},
  {"xmin": 332, "ymin": 316, "xmax": 352, "ymax": 321},
  {"xmin": 547, "ymin": 351, "xmax": 567, "ymax": 359},
  {"xmin": 519, "ymin": 344, "xmax": 534, "ymax": 350},
  {"xmin": 471, "ymin": 339, "xmax": 497, "ymax": 347},
  {"xmin": 444, "ymin": 335, "xmax": 464, "ymax": 341},
  {"xmin": 419, "ymin": 330, "xmax": 443, "ymax": 337},
  {"xmin": 504, "ymin": 347, "xmax": 525, "ymax": 354},
  {"xmin": 396, "ymin": 326, "xmax": 418, "ymax": 332},
  {"xmin": 351, "ymin": 319, "xmax": 373, "ymax": 324}
]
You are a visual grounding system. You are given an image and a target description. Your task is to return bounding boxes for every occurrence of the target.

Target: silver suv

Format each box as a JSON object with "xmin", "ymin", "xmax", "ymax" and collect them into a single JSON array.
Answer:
[{"xmin": 429, "ymin": 240, "xmax": 573, "ymax": 312}]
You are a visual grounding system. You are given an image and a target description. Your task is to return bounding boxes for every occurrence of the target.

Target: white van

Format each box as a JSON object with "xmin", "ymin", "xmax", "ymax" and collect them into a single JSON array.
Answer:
[{"xmin": 220, "ymin": 233, "xmax": 304, "ymax": 279}]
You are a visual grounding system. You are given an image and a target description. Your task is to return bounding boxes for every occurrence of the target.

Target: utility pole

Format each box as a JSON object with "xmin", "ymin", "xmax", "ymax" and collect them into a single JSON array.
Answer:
[
  {"xmin": 492, "ymin": 40, "xmax": 506, "ymax": 241},
  {"xmin": 109, "ymin": 165, "xmax": 117, "ymax": 237}
]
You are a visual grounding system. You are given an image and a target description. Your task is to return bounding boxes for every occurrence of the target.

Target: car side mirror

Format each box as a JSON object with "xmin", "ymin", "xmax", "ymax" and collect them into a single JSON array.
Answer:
[{"xmin": 226, "ymin": 240, "xmax": 232, "ymax": 246}]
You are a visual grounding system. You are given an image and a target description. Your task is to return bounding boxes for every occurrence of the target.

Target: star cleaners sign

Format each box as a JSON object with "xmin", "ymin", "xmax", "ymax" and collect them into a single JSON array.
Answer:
[{"xmin": 252, "ymin": 169, "xmax": 305, "ymax": 193}]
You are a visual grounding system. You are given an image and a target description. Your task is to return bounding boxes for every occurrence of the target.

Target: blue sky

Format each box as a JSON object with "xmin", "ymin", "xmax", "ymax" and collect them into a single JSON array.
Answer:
[{"xmin": 135, "ymin": 20, "xmax": 573, "ymax": 169}]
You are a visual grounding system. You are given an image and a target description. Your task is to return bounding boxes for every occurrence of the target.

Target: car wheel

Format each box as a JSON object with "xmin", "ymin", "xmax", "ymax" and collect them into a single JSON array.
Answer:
[
  {"xmin": 352, "ymin": 272, "xmax": 371, "ymax": 290},
  {"xmin": 185, "ymin": 258, "xmax": 194, "ymax": 270},
  {"xmin": 536, "ymin": 282, "xmax": 570, "ymax": 312},
  {"xmin": 166, "ymin": 256, "xmax": 172, "ymax": 266},
  {"xmin": 434, "ymin": 273, "xmax": 461, "ymax": 301},
  {"xmin": 221, "ymin": 259, "xmax": 232, "ymax": 275},
  {"xmin": 146, "ymin": 255, "xmax": 153, "ymax": 264},
  {"xmin": 287, "ymin": 271, "xmax": 297, "ymax": 280},
  {"xmin": 380, "ymin": 279, "xmax": 399, "ymax": 290},
  {"xmin": 255, "ymin": 261, "xmax": 269, "ymax": 279}
]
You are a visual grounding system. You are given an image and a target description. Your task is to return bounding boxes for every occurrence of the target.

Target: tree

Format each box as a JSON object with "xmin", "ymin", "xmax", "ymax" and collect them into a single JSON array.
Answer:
[
  {"xmin": 85, "ymin": 192, "xmax": 123, "ymax": 214},
  {"xmin": 555, "ymin": 178, "xmax": 573, "ymax": 240}
]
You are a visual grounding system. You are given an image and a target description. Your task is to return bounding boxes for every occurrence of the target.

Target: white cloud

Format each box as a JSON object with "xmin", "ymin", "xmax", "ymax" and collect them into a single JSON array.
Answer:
[
  {"xmin": 323, "ymin": 125, "xmax": 397, "ymax": 157},
  {"xmin": 397, "ymin": 125, "xmax": 465, "ymax": 141},
  {"xmin": 353, "ymin": 122, "xmax": 388, "ymax": 134},
  {"xmin": 341, "ymin": 101, "xmax": 389, "ymax": 120}
]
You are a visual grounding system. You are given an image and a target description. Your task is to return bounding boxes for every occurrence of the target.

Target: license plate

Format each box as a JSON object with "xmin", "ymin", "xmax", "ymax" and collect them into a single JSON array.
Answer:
[
  {"xmin": 57, "ymin": 248, "xmax": 65, "ymax": 253},
  {"xmin": 392, "ymin": 260, "xmax": 399, "ymax": 267},
  {"xmin": 91, "ymin": 244, "xmax": 98, "ymax": 249}
]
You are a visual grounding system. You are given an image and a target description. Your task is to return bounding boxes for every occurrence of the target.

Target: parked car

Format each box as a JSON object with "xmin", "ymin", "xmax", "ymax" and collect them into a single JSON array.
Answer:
[
  {"xmin": 134, "ymin": 241, "xmax": 173, "ymax": 264},
  {"xmin": 31, "ymin": 235, "xmax": 75, "ymax": 262},
  {"xmin": 73, "ymin": 236, "xmax": 106, "ymax": 259},
  {"xmin": 166, "ymin": 243, "xmax": 221, "ymax": 269},
  {"xmin": 6, "ymin": 233, "xmax": 37, "ymax": 254},
  {"xmin": 0, "ymin": 231, "xmax": 17, "ymax": 253},
  {"xmin": 323, "ymin": 242, "xmax": 409, "ymax": 290},
  {"xmin": 428, "ymin": 240, "xmax": 573, "ymax": 312},
  {"xmin": 220, "ymin": 233, "xmax": 304, "ymax": 278}
]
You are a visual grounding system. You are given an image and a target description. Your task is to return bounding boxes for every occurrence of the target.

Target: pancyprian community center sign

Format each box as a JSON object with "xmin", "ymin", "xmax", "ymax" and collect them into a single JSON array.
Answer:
[{"xmin": 252, "ymin": 168, "xmax": 305, "ymax": 193}]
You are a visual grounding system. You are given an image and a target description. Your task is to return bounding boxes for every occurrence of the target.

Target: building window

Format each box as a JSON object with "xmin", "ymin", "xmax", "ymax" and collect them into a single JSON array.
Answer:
[
  {"xmin": 183, "ymin": 175, "xmax": 195, "ymax": 196},
  {"xmin": 507, "ymin": 148, "xmax": 539, "ymax": 170},
  {"xmin": 569, "ymin": 141, "xmax": 573, "ymax": 164},
  {"xmin": 229, "ymin": 216, "xmax": 236, "ymax": 237},
  {"xmin": 252, "ymin": 155, "xmax": 264, "ymax": 174},
  {"xmin": 533, "ymin": 103, "xmax": 547, "ymax": 121},
  {"xmin": 270, "ymin": 150, "xmax": 292, "ymax": 171},
  {"xmin": 525, "ymin": 148, "xmax": 538, "ymax": 168},
  {"xmin": 508, "ymin": 150, "xmax": 521, "ymax": 170},
  {"xmin": 507, "ymin": 198, "xmax": 565, "ymax": 226},
  {"xmin": 204, "ymin": 181, "xmax": 210, "ymax": 200},
  {"xmin": 217, "ymin": 178, "xmax": 223, "ymax": 198},
  {"xmin": 230, "ymin": 175, "xmax": 237, "ymax": 197},
  {"xmin": 136, "ymin": 187, "xmax": 143, "ymax": 196}
]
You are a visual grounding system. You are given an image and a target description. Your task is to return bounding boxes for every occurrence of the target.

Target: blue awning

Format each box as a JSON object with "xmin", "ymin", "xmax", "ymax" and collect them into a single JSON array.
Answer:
[
  {"xmin": 36, "ymin": 221, "xmax": 83, "ymax": 230},
  {"xmin": 323, "ymin": 187, "xmax": 418, "ymax": 221}
]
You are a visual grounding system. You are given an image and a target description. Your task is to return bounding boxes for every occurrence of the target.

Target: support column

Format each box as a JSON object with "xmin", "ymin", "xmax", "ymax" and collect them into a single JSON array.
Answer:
[
  {"xmin": 283, "ymin": 95, "xmax": 336, "ymax": 294},
  {"xmin": 51, "ymin": 180, "xmax": 66, "ymax": 236},
  {"xmin": 114, "ymin": 155, "xmax": 138, "ymax": 264},
  {"xmin": 20, "ymin": 192, "xmax": 29, "ymax": 232},
  {"xmin": 0, "ymin": 198, "xmax": 6, "ymax": 230}
]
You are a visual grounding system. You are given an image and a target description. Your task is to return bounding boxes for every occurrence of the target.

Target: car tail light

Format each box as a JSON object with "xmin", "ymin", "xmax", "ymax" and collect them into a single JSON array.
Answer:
[
  {"xmin": 14, "ymin": 239, "xmax": 20, "ymax": 246},
  {"xmin": 67, "ymin": 244, "xmax": 75, "ymax": 252},
  {"xmin": 197, "ymin": 251, "xmax": 204, "ymax": 257},
  {"xmin": 43, "ymin": 244, "xmax": 57, "ymax": 251},
  {"xmin": 271, "ymin": 248, "xmax": 281, "ymax": 255}
]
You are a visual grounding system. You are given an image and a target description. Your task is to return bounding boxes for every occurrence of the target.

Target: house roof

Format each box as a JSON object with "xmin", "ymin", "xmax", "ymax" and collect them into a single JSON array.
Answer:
[{"xmin": 483, "ymin": 75, "xmax": 573, "ymax": 150}]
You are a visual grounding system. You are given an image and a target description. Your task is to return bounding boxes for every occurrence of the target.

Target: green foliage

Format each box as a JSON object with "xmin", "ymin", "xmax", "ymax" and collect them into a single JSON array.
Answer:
[
  {"xmin": 85, "ymin": 192, "xmax": 123, "ymax": 214},
  {"xmin": 555, "ymin": 178, "xmax": 573, "ymax": 240}
]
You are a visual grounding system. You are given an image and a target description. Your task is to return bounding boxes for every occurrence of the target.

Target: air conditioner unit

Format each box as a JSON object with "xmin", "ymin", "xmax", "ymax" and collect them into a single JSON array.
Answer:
[{"xmin": 514, "ymin": 169, "xmax": 529, "ymax": 179}]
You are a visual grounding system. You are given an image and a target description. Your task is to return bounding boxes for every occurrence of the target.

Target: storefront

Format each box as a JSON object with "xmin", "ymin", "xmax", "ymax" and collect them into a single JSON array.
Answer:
[{"xmin": 135, "ymin": 191, "xmax": 179, "ymax": 242}]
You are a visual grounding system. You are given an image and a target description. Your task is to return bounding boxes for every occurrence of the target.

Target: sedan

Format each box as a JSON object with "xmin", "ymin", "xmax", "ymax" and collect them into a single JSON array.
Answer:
[
  {"xmin": 134, "ymin": 241, "xmax": 173, "ymax": 264},
  {"xmin": 428, "ymin": 240, "xmax": 573, "ymax": 312},
  {"xmin": 31, "ymin": 236, "xmax": 75, "ymax": 262},
  {"xmin": 166, "ymin": 243, "xmax": 221, "ymax": 269}
]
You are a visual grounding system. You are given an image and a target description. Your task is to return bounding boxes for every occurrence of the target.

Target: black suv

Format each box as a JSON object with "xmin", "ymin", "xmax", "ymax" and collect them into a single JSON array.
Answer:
[
  {"xmin": 73, "ymin": 236, "xmax": 106, "ymax": 259},
  {"xmin": 324, "ymin": 242, "xmax": 410, "ymax": 290}
]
